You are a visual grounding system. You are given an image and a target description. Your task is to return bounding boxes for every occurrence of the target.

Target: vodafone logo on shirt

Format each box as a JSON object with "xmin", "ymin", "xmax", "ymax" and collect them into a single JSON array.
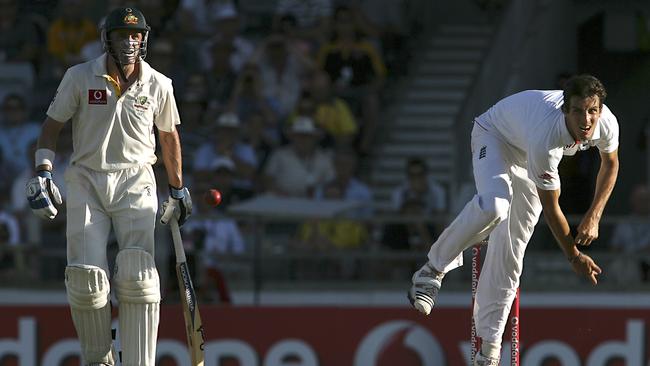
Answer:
[
  {"xmin": 538, "ymin": 172, "xmax": 554, "ymax": 181},
  {"xmin": 88, "ymin": 89, "xmax": 107, "ymax": 104}
]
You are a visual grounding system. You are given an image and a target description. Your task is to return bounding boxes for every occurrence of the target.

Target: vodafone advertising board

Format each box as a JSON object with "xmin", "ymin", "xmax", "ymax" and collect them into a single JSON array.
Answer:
[{"xmin": 0, "ymin": 305, "xmax": 648, "ymax": 366}]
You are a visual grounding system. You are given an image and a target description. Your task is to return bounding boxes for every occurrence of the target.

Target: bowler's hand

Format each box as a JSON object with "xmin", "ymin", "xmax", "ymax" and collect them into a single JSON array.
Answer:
[
  {"xmin": 569, "ymin": 252, "xmax": 602, "ymax": 285},
  {"xmin": 575, "ymin": 215, "xmax": 599, "ymax": 246}
]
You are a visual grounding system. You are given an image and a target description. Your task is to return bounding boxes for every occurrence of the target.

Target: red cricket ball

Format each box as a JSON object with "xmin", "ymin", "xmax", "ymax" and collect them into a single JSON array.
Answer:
[{"xmin": 204, "ymin": 189, "xmax": 222, "ymax": 207}]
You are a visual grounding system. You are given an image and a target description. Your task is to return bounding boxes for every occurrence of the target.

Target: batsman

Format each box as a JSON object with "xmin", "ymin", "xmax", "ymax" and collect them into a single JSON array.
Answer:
[{"xmin": 26, "ymin": 7, "xmax": 191, "ymax": 366}]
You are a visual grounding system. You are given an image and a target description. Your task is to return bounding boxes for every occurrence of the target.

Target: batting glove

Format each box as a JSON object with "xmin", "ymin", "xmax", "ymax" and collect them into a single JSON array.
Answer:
[
  {"xmin": 160, "ymin": 185, "xmax": 193, "ymax": 226},
  {"xmin": 26, "ymin": 170, "xmax": 63, "ymax": 220}
]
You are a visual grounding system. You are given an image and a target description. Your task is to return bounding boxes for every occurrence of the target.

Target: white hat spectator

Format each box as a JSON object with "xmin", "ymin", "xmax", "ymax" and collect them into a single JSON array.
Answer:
[
  {"xmin": 217, "ymin": 112, "xmax": 240, "ymax": 128},
  {"xmin": 210, "ymin": 156, "xmax": 236, "ymax": 171},
  {"xmin": 215, "ymin": 3, "xmax": 238, "ymax": 20},
  {"xmin": 290, "ymin": 116, "xmax": 318, "ymax": 134}
]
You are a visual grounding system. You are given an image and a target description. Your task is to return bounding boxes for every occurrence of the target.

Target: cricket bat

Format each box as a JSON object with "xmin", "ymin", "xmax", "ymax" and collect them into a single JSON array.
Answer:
[{"xmin": 170, "ymin": 218, "xmax": 205, "ymax": 366}]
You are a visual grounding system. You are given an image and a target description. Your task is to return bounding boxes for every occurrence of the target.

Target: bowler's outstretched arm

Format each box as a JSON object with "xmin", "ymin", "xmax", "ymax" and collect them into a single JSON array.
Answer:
[
  {"xmin": 575, "ymin": 149, "xmax": 618, "ymax": 246},
  {"xmin": 537, "ymin": 187, "xmax": 602, "ymax": 284}
]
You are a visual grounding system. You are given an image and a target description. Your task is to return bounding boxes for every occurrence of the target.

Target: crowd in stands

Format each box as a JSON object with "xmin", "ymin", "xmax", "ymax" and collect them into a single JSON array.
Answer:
[{"xmin": 0, "ymin": 0, "xmax": 439, "ymax": 296}]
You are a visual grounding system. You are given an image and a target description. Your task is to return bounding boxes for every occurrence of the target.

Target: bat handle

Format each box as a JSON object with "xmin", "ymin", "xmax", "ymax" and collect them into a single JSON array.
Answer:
[{"xmin": 170, "ymin": 219, "xmax": 187, "ymax": 263}]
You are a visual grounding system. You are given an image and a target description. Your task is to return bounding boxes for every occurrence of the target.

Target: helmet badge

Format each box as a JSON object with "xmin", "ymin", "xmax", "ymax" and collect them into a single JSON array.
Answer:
[{"xmin": 123, "ymin": 9, "xmax": 138, "ymax": 25}]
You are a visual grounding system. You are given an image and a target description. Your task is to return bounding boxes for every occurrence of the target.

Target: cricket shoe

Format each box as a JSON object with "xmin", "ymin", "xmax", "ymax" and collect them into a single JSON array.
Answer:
[
  {"xmin": 473, "ymin": 352, "xmax": 499, "ymax": 366},
  {"xmin": 407, "ymin": 262, "xmax": 444, "ymax": 315}
]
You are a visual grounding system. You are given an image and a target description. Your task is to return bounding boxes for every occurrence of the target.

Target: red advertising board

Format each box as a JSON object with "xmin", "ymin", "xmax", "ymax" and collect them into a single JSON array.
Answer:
[{"xmin": 0, "ymin": 305, "xmax": 648, "ymax": 365}]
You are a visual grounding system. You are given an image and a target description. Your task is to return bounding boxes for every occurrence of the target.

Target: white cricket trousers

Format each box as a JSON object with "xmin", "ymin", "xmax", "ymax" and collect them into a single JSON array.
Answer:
[
  {"xmin": 427, "ymin": 123, "xmax": 542, "ymax": 343},
  {"xmin": 64, "ymin": 164, "xmax": 158, "ymax": 270}
]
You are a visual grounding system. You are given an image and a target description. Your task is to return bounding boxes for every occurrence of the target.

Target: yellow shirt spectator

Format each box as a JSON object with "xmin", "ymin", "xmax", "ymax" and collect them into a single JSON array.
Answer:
[
  {"xmin": 299, "ymin": 219, "xmax": 368, "ymax": 249},
  {"xmin": 47, "ymin": 18, "xmax": 97, "ymax": 63},
  {"xmin": 314, "ymin": 98, "xmax": 358, "ymax": 140}
]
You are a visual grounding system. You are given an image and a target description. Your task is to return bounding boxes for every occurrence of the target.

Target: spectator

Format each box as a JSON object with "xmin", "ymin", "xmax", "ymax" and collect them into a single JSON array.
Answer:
[
  {"xmin": 0, "ymin": 210, "xmax": 21, "ymax": 277},
  {"xmin": 193, "ymin": 113, "xmax": 257, "ymax": 193},
  {"xmin": 298, "ymin": 181, "xmax": 368, "ymax": 250},
  {"xmin": 293, "ymin": 89, "xmax": 319, "ymax": 118},
  {"xmin": 0, "ymin": 94, "xmax": 41, "ymax": 186},
  {"xmin": 263, "ymin": 116, "xmax": 335, "ymax": 197},
  {"xmin": 146, "ymin": 37, "xmax": 178, "ymax": 83},
  {"xmin": 208, "ymin": 157, "xmax": 254, "ymax": 209},
  {"xmin": 242, "ymin": 110, "xmax": 278, "ymax": 176},
  {"xmin": 317, "ymin": 5, "xmax": 386, "ymax": 153},
  {"xmin": 14, "ymin": 127, "xmax": 72, "ymax": 280},
  {"xmin": 286, "ymin": 90, "xmax": 319, "ymax": 143},
  {"xmin": 0, "ymin": 0, "xmax": 40, "ymax": 65},
  {"xmin": 314, "ymin": 147, "xmax": 372, "ymax": 218},
  {"xmin": 273, "ymin": 0, "xmax": 333, "ymax": 47},
  {"xmin": 178, "ymin": 0, "xmax": 237, "ymax": 37},
  {"xmin": 295, "ymin": 180, "xmax": 367, "ymax": 279},
  {"xmin": 183, "ymin": 161, "xmax": 247, "ymax": 303},
  {"xmin": 391, "ymin": 157, "xmax": 447, "ymax": 215},
  {"xmin": 274, "ymin": 13, "xmax": 314, "ymax": 58},
  {"xmin": 229, "ymin": 63, "xmax": 282, "ymax": 142},
  {"xmin": 46, "ymin": 0, "xmax": 98, "ymax": 75},
  {"xmin": 310, "ymin": 70, "xmax": 358, "ymax": 148},
  {"xmin": 10, "ymin": 140, "xmax": 41, "ymax": 246},
  {"xmin": 203, "ymin": 39, "xmax": 239, "ymax": 120},
  {"xmin": 344, "ymin": 0, "xmax": 411, "ymax": 77},
  {"xmin": 252, "ymin": 34, "xmax": 315, "ymax": 118},
  {"xmin": 136, "ymin": 0, "xmax": 179, "ymax": 37},
  {"xmin": 609, "ymin": 184, "xmax": 650, "ymax": 282},
  {"xmin": 382, "ymin": 191, "xmax": 436, "ymax": 251},
  {"xmin": 179, "ymin": 72, "xmax": 210, "ymax": 121},
  {"xmin": 199, "ymin": 3, "xmax": 254, "ymax": 74}
]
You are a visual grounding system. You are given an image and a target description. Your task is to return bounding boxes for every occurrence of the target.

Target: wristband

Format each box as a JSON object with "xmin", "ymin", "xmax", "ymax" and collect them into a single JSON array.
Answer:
[
  {"xmin": 169, "ymin": 185, "xmax": 186, "ymax": 199},
  {"xmin": 568, "ymin": 252, "xmax": 582, "ymax": 264},
  {"xmin": 35, "ymin": 148, "xmax": 55, "ymax": 169}
]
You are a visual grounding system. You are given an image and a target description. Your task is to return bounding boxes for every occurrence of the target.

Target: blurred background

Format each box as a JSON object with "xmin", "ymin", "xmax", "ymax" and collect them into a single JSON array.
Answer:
[{"xmin": 1, "ymin": 0, "xmax": 650, "ymax": 364}]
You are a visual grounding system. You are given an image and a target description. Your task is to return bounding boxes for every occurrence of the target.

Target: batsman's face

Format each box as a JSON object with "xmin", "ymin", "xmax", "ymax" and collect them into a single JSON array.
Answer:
[
  {"xmin": 109, "ymin": 29, "xmax": 143, "ymax": 64},
  {"xmin": 564, "ymin": 95, "xmax": 601, "ymax": 142}
]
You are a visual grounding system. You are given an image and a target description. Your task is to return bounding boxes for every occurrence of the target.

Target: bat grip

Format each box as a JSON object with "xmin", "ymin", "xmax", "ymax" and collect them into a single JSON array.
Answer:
[{"xmin": 170, "ymin": 219, "xmax": 187, "ymax": 263}]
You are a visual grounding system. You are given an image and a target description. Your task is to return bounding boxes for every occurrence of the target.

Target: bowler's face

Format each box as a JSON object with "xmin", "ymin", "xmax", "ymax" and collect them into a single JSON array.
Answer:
[{"xmin": 564, "ymin": 95, "xmax": 601, "ymax": 141}]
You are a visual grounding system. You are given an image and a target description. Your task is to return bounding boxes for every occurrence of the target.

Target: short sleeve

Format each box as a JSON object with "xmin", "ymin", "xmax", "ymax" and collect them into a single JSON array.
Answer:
[
  {"xmin": 154, "ymin": 81, "xmax": 180, "ymax": 132},
  {"xmin": 47, "ymin": 68, "xmax": 80, "ymax": 123},
  {"xmin": 595, "ymin": 112, "xmax": 619, "ymax": 153}
]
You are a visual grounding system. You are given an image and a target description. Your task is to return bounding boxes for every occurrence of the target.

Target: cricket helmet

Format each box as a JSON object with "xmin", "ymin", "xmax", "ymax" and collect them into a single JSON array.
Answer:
[{"xmin": 101, "ymin": 7, "xmax": 151, "ymax": 64}]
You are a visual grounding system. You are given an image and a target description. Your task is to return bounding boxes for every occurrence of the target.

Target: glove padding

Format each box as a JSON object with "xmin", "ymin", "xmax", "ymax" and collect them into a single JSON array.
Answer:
[
  {"xmin": 160, "ymin": 185, "xmax": 192, "ymax": 226},
  {"xmin": 26, "ymin": 170, "xmax": 63, "ymax": 220}
]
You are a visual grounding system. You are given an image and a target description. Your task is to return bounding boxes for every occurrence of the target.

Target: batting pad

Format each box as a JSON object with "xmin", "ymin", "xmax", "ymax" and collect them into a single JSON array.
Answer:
[
  {"xmin": 65, "ymin": 265, "xmax": 116, "ymax": 365},
  {"xmin": 114, "ymin": 249, "xmax": 161, "ymax": 366}
]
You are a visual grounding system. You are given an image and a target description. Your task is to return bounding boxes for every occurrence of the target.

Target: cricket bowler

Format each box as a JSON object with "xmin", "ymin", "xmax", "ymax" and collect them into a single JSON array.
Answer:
[{"xmin": 408, "ymin": 74, "xmax": 619, "ymax": 365}]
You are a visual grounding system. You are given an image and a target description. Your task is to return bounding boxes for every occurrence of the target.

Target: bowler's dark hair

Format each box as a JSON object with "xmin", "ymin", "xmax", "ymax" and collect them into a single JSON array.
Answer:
[{"xmin": 562, "ymin": 74, "xmax": 607, "ymax": 112}]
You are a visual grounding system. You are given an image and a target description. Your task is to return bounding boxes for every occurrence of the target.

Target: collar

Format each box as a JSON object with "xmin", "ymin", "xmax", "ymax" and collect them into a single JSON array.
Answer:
[
  {"xmin": 91, "ymin": 53, "xmax": 108, "ymax": 76},
  {"xmin": 92, "ymin": 53, "xmax": 152, "ymax": 84}
]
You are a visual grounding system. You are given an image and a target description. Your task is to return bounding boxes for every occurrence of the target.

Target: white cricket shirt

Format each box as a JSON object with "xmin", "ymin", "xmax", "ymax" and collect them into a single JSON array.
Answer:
[
  {"xmin": 47, "ymin": 53, "xmax": 180, "ymax": 171},
  {"xmin": 475, "ymin": 90, "xmax": 619, "ymax": 190}
]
